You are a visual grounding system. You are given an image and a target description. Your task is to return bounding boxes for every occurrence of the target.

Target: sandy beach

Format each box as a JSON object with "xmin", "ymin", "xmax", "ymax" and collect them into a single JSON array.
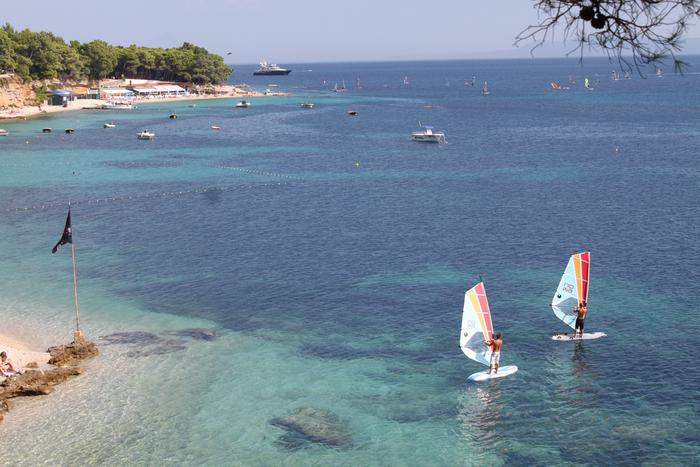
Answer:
[
  {"xmin": 0, "ymin": 85, "xmax": 285, "ymax": 122},
  {"xmin": 0, "ymin": 333, "xmax": 50, "ymax": 373}
]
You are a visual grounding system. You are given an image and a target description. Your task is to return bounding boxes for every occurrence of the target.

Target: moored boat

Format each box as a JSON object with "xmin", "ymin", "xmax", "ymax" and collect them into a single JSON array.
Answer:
[
  {"xmin": 236, "ymin": 100, "xmax": 251, "ymax": 108},
  {"xmin": 411, "ymin": 124, "xmax": 446, "ymax": 143},
  {"xmin": 254, "ymin": 61, "xmax": 291, "ymax": 75},
  {"xmin": 137, "ymin": 130, "xmax": 155, "ymax": 140}
]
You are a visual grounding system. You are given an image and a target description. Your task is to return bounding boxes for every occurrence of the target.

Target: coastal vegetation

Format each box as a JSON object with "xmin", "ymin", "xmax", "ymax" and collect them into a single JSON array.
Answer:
[{"xmin": 0, "ymin": 23, "xmax": 231, "ymax": 84}]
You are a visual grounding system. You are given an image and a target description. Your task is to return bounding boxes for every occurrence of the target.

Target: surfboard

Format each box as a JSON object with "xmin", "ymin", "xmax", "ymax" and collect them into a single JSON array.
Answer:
[
  {"xmin": 551, "ymin": 332, "xmax": 607, "ymax": 341},
  {"xmin": 460, "ymin": 281, "xmax": 518, "ymax": 381},
  {"xmin": 468, "ymin": 365, "xmax": 519, "ymax": 382}
]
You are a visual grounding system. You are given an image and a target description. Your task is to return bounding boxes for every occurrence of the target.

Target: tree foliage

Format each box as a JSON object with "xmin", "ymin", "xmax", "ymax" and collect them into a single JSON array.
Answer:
[
  {"xmin": 517, "ymin": 1, "xmax": 700, "ymax": 72},
  {"xmin": 0, "ymin": 24, "xmax": 231, "ymax": 84}
]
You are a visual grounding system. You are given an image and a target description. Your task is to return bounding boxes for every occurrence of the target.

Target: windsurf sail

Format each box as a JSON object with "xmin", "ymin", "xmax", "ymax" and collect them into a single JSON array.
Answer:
[
  {"xmin": 551, "ymin": 251, "xmax": 590, "ymax": 329},
  {"xmin": 460, "ymin": 282, "xmax": 494, "ymax": 366}
]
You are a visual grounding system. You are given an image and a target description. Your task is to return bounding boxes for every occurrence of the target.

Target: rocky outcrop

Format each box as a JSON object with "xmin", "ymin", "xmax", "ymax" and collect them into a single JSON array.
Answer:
[
  {"xmin": 270, "ymin": 406, "xmax": 353, "ymax": 449},
  {"xmin": 0, "ymin": 338, "xmax": 97, "ymax": 424},
  {"xmin": 0, "ymin": 74, "xmax": 36, "ymax": 109},
  {"xmin": 48, "ymin": 339, "xmax": 99, "ymax": 367}
]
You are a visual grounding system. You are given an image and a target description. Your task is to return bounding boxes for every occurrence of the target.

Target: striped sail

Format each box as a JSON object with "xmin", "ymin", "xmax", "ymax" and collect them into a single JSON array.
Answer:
[
  {"xmin": 460, "ymin": 282, "xmax": 494, "ymax": 366},
  {"xmin": 551, "ymin": 252, "xmax": 590, "ymax": 329}
]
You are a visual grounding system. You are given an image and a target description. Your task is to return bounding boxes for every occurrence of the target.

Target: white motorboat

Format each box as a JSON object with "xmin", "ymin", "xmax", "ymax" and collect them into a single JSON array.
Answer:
[
  {"xmin": 411, "ymin": 124, "xmax": 446, "ymax": 143},
  {"xmin": 211, "ymin": 125, "xmax": 221, "ymax": 130},
  {"xmin": 137, "ymin": 130, "xmax": 155, "ymax": 140},
  {"xmin": 101, "ymin": 101, "xmax": 134, "ymax": 110},
  {"xmin": 103, "ymin": 123, "xmax": 116, "ymax": 128},
  {"xmin": 301, "ymin": 102, "xmax": 315, "ymax": 109},
  {"xmin": 236, "ymin": 100, "xmax": 251, "ymax": 108},
  {"xmin": 0, "ymin": 129, "xmax": 8, "ymax": 136}
]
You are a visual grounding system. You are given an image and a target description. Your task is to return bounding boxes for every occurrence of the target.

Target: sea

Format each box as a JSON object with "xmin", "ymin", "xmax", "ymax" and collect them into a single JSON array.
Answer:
[{"xmin": 0, "ymin": 57, "xmax": 698, "ymax": 466}]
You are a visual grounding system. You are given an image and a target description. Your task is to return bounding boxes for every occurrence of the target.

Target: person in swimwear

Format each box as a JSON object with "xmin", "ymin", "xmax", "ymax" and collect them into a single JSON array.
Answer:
[
  {"xmin": 484, "ymin": 333, "xmax": 503, "ymax": 374},
  {"xmin": 0, "ymin": 351, "xmax": 20, "ymax": 376},
  {"xmin": 574, "ymin": 301, "xmax": 588, "ymax": 338}
]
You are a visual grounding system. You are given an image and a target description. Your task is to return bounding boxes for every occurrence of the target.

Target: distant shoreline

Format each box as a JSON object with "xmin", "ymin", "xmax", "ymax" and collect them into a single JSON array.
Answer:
[{"xmin": 0, "ymin": 85, "xmax": 287, "ymax": 122}]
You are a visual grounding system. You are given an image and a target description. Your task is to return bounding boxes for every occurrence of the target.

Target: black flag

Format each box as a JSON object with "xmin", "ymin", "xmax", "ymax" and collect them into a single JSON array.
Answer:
[{"xmin": 52, "ymin": 209, "xmax": 73, "ymax": 254}]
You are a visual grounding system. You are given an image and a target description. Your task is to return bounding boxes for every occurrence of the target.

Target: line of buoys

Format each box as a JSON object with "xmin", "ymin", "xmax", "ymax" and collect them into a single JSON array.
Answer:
[{"xmin": 0, "ymin": 180, "xmax": 295, "ymax": 214}]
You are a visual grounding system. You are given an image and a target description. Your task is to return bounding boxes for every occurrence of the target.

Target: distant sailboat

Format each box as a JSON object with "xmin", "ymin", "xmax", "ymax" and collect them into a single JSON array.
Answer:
[
  {"xmin": 656, "ymin": 67, "xmax": 664, "ymax": 78},
  {"xmin": 551, "ymin": 252, "xmax": 607, "ymax": 341},
  {"xmin": 403, "ymin": 75, "xmax": 409, "ymax": 85},
  {"xmin": 334, "ymin": 80, "xmax": 347, "ymax": 93},
  {"xmin": 460, "ymin": 282, "xmax": 518, "ymax": 381},
  {"xmin": 356, "ymin": 77, "xmax": 362, "ymax": 89},
  {"xmin": 584, "ymin": 78, "xmax": 594, "ymax": 91},
  {"xmin": 482, "ymin": 81, "xmax": 490, "ymax": 95}
]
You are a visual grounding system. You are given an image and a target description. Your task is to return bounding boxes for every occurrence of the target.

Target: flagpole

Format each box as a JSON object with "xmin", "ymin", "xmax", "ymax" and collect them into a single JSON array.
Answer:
[
  {"xmin": 71, "ymin": 240, "xmax": 81, "ymax": 337},
  {"xmin": 68, "ymin": 202, "xmax": 81, "ymax": 341}
]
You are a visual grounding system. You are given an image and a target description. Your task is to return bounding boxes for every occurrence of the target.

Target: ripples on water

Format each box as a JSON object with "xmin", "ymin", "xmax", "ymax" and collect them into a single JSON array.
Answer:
[{"xmin": 0, "ymin": 58, "xmax": 698, "ymax": 465}]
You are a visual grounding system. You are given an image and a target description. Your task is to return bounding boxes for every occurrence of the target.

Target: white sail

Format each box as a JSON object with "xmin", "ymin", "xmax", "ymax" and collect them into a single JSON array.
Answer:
[
  {"xmin": 460, "ymin": 282, "xmax": 493, "ymax": 366},
  {"xmin": 551, "ymin": 252, "xmax": 590, "ymax": 329}
]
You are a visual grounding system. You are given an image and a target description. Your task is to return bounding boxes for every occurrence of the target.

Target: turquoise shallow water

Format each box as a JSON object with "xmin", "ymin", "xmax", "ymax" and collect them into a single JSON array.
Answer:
[{"xmin": 0, "ymin": 58, "xmax": 699, "ymax": 465}]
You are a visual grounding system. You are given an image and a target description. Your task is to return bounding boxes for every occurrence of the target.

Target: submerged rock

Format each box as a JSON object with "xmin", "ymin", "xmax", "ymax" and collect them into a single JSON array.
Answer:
[
  {"xmin": 48, "ymin": 339, "xmax": 99, "ymax": 367},
  {"xmin": 269, "ymin": 406, "xmax": 353, "ymax": 449},
  {"xmin": 162, "ymin": 328, "xmax": 218, "ymax": 341},
  {"xmin": 126, "ymin": 339, "xmax": 188, "ymax": 358},
  {"xmin": 98, "ymin": 331, "xmax": 161, "ymax": 346}
]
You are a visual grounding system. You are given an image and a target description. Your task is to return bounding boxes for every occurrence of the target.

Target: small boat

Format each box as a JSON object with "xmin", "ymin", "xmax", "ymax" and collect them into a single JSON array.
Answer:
[
  {"xmin": 101, "ymin": 101, "xmax": 134, "ymax": 110},
  {"xmin": 656, "ymin": 67, "xmax": 664, "ymax": 78},
  {"xmin": 103, "ymin": 123, "xmax": 116, "ymax": 129},
  {"xmin": 550, "ymin": 82, "xmax": 561, "ymax": 90},
  {"xmin": 584, "ymin": 77, "xmax": 594, "ymax": 91},
  {"xmin": 211, "ymin": 125, "xmax": 221, "ymax": 130},
  {"xmin": 236, "ymin": 100, "xmax": 251, "ymax": 108},
  {"xmin": 461, "ymin": 281, "xmax": 519, "ymax": 381},
  {"xmin": 169, "ymin": 113, "xmax": 177, "ymax": 119},
  {"xmin": 551, "ymin": 252, "xmax": 607, "ymax": 341},
  {"xmin": 301, "ymin": 102, "xmax": 315, "ymax": 109},
  {"xmin": 268, "ymin": 84, "xmax": 279, "ymax": 88},
  {"xmin": 65, "ymin": 128, "xmax": 75, "ymax": 134},
  {"xmin": 482, "ymin": 81, "xmax": 490, "ymax": 96},
  {"xmin": 137, "ymin": 130, "xmax": 155, "ymax": 140},
  {"xmin": 42, "ymin": 128, "xmax": 52, "ymax": 133},
  {"xmin": 411, "ymin": 124, "xmax": 446, "ymax": 143},
  {"xmin": 403, "ymin": 76, "xmax": 409, "ymax": 85},
  {"xmin": 347, "ymin": 110, "xmax": 357, "ymax": 116},
  {"xmin": 0, "ymin": 129, "xmax": 8, "ymax": 136},
  {"xmin": 189, "ymin": 104, "xmax": 197, "ymax": 108}
]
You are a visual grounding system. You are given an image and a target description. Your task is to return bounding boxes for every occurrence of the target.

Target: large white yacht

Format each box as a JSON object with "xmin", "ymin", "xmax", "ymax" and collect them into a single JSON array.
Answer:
[{"xmin": 254, "ymin": 61, "xmax": 291, "ymax": 75}]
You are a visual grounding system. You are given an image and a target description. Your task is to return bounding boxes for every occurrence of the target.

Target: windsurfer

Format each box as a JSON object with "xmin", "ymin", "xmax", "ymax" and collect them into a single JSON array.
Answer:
[
  {"xmin": 485, "ymin": 333, "xmax": 503, "ymax": 374},
  {"xmin": 574, "ymin": 301, "xmax": 587, "ymax": 338}
]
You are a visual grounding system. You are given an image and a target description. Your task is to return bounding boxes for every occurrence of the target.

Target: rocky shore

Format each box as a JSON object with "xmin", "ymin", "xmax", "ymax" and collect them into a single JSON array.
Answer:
[{"xmin": 0, "ymin": 337, "xmax": 98, "ymax": 423}]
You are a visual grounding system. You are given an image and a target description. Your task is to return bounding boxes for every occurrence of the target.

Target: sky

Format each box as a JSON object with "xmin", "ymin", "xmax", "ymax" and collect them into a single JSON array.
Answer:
[{"xmin": 3, "ymin": 0, "xmax": 700, "ymax": 63}]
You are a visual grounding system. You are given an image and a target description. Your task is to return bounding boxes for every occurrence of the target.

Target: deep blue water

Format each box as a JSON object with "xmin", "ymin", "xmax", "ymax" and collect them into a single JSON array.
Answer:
[{"xmin": 0, "ymin": 58, "xmax": 699, "ymax": 465}]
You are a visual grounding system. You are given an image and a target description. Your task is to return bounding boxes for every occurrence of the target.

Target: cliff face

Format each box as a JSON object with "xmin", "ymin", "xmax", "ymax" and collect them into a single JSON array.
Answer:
[{"xmin": 0, "ymin": 74, "xmax": 36, "ymax": 108}]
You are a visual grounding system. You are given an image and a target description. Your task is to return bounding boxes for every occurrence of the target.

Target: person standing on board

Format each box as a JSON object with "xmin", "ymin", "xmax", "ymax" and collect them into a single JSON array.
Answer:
[
  {"xmin": 484, "ymin": 333, "xmax": 503, "ymax": 374},
  {"xmin": 574, "ymin": 301, "xmax": 588, "ymax": 338}
]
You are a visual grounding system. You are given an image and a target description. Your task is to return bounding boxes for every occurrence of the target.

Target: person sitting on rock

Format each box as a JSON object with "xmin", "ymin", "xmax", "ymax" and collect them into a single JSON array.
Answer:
[{"xmin": 0, "ymin": 351, "xmax": 20, "ymax": 376}]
